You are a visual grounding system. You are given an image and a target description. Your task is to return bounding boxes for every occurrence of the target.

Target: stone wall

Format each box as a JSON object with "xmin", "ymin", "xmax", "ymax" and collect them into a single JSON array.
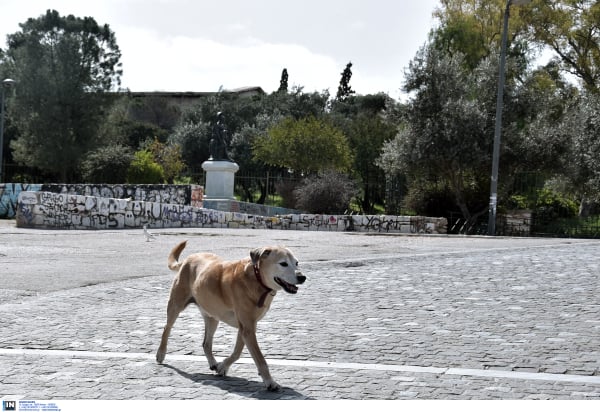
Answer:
[
  {"xmin": 501, "ymin": 209, "xmax": 532, "ymax": 236},
  {"xmin": 2, "ymin": 183, "xmax": 303, "ymax": 218},
  {"xmin": 0, "ymin": 183, "xmax": 43, "ymax": 219},
  {"xmin": 40, "ymin": 183, "xmax": 204, "ymax": 207},
  {"xmin": 2, "ymin": 183, "xmax": 205, "ymax": 219},
  {"xmin": 16, "ymin": 191, "xmax": 447, "ymax": 234}
]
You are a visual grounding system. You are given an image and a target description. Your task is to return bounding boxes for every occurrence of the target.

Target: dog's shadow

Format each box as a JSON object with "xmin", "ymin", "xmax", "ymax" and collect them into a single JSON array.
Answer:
[{"xmin": 161, "ymin": 363, "xmax": 312, "ymax": 400}]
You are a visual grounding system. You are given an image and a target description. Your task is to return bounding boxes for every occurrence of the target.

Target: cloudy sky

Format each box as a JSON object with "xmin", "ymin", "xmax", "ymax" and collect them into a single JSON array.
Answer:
[{"xmin": 0, "ymin": 0, "xmax": 440, "ymax": 100}]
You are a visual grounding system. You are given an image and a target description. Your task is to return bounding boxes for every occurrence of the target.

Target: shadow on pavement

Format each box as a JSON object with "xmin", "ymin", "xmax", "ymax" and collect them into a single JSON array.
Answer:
[{"xmin": 161, "ymin": 363, "xmax": 312, "ymax": 400}]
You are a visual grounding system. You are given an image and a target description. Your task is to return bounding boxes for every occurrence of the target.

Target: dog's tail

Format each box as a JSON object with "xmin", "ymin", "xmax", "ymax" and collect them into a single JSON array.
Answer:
[{"xmin": 168, "ymin": 240, "xmax": 187, "ymax": 271}]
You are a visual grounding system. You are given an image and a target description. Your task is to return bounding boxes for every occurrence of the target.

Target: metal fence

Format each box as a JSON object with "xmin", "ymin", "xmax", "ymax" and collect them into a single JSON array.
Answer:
[
  {"xmin": 448, "ymin": 212, "xmax": 600, "ymax": 238},
  {"xmin": 2, "ymin": 163, "xmax": 49, "ymax": 183}
]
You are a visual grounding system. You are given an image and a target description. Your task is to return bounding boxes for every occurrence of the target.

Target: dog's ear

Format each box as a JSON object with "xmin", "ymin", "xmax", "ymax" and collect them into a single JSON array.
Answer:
[{"xmin": 250, "ymin": 247, "xmax": 271, "ymax": 265}]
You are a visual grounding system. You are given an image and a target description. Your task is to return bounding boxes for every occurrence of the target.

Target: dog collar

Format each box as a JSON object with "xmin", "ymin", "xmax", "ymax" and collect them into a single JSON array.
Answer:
[{"xmin": 253, "ymin": 264, "xmax": 275, "ymax": 308}]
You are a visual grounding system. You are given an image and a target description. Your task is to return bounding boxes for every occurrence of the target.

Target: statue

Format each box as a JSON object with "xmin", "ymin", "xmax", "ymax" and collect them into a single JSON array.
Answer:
[{"xmin": 209, "ymin": 111, "xmax": 232, "ymax": 161}]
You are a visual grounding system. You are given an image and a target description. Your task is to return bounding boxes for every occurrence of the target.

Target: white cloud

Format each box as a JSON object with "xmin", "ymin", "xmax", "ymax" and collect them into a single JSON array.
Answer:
[
  {"xmin": 1, "ymin": 0, "xmax": 440, "ymax": 100},
  {"xmin": 118, "ymin": 28, "xmax": 341, "ymax": 94}
]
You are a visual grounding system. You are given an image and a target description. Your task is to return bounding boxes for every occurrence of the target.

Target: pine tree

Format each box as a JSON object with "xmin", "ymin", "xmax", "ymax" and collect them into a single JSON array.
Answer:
[
  {"xmin": 278, "ymin": 68, "xmax": 289, "ymax": 93},
  {"xmin": 336, "ymin": 62, "xmax": 355, "ymax": 101}
]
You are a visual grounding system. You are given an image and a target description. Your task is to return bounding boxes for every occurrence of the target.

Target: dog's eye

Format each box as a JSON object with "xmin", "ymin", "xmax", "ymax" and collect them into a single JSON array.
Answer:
[{"xmin": 279, "ymin": 262, "xmax": 289, "ymax": 267}]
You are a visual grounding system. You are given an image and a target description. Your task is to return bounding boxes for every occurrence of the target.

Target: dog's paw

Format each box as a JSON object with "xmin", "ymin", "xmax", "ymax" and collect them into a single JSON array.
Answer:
[
  {"xmin": 265, "ymin": 380, "xmax": 281, "ymax": 392},
  {"xmin": 211, "ymin": 362, "xmax": 229, "ymax": 376},
  {"xmin": 156, "ymin": 350, "xmax": 165, "ymax": 364}
]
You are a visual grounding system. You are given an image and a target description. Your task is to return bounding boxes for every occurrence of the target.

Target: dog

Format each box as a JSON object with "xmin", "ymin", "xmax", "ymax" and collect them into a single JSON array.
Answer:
[{"xmin": 156, "ymin": 240, "xmax": 306, "ymax": 391}]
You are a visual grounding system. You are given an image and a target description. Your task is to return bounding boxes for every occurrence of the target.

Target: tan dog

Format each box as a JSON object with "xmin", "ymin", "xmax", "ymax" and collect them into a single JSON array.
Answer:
[{"xmin": 156, "ymin": 240, "xmax": 306, "ymax": 391}]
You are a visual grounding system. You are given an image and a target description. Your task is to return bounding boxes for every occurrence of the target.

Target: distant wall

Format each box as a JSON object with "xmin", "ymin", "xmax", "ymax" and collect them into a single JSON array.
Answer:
[
  {"xmin": 1, "ymin": 183, "xmax": 203, "ymax": 219},
  {"xmin": 0, "ymin": 183, "xmax": 43, "ymax": 219},
  {"xmin": 16, "ymin": 191, "xmax": 447, "ymax": 234},
  {"xmin": 41, "ymin": 184, "xmax": 204, "ymax": 207}
]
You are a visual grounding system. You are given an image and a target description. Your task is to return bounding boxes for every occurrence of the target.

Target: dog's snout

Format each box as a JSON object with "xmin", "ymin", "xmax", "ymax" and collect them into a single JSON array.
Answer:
[{"xmin": 296, "ymin": 273, "xmax": 307, "ymax": 284}]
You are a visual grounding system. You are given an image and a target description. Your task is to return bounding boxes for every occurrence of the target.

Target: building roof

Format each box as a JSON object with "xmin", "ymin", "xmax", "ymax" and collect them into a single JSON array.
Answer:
[{"xmin": 123, "ymin": 86, "xmax": 266, "ymax": 99}]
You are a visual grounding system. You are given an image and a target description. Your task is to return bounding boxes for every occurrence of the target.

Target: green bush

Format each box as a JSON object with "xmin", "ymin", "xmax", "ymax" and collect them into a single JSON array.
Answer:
[
  {"xmin": 506, "ymin": 194, "xmax": 529, "ymax": 210},
  {"xmin": 80, "ymin": 145, "xmax": 133, "ymax": 183},
  {"xmin": 533, "ymin": 188, "xmax": 578, "ymax": 224},
  {"xmin": 126, "ymin": 150, "xmax": 165, "ymax": 184}
]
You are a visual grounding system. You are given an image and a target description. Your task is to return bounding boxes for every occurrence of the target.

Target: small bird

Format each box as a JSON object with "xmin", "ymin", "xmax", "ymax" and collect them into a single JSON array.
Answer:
[{"xmin": 143, "ymin": 225, "xmax": 157, "ymax": 242}]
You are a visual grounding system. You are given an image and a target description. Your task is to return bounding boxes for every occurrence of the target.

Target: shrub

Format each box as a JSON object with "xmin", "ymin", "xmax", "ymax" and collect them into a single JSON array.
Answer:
[
  {"xmin": 80, "ymin": 145, "xmax": 133, "ymax": 183},
  {"xmin": 126, "ymin": 150, "xmax": 165, "ymax": 184},
  {"xmin": 144, "ymin": 138, "xmax": 186, "ymax": 184},
  {"xmin": 294, "ymin": 170, "xmax": 358, "ymax": 214},
  {"xmin": 533, "ymin": 188, "xmax": 578, "ymax": 224}
]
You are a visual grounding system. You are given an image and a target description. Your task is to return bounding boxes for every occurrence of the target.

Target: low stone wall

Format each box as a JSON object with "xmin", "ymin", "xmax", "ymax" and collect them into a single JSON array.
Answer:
[
  {"xmin": 1, "ymin": 183, "xmax": 204, "ymax": 219},
  {"xmin": 0, "ymin": 183, "xmax": 43, "ymax": 219},
  {"xmin": 501, "ymin": 209, "xmax": 532, "ymax": 236},
  {"xmin": 2, "ymin": 183, "xmax": 300, "ymax": 218},
  {"xmin": 40, "ymin": 183, "xmax": 204, "ymax": 207},
  {"xmin": 16, "ymin": 191, "xmax": 447, "ymax": 234}
]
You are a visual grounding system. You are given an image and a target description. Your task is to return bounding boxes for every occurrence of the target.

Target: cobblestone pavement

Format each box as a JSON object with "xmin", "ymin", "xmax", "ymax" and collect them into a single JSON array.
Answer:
[{"xmin": 1, "ymin": 221, "xmax": 599, "ymax": 399}]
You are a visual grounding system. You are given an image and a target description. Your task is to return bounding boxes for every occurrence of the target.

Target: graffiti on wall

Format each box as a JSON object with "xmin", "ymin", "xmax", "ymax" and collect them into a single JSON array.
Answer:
[
  {"xmin": 2, "ymin": 183, "xmax": 204, "ymax": 219},
  {"xmin": 0, "ymin": 183, "xmax": 43, "ymax": 218},
  {"xmin": 41, "ymin": 184, "xmax": 202, "ymax": 206},
  {"xmin": 17, "ymin": 191, "xmax": 214, "ymax": 230},
  {"xmin": 278, "ymin": 214, "xmax": 443, "ymax": 234},
  {"xmin": 16, "ymin": 191, "xmax": 447, "ymax": 234}
]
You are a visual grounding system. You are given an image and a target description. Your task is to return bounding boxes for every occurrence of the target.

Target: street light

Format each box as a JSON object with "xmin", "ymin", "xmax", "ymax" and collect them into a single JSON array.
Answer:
[
  {"xmin": 487, "ymin": 0, "xmax": 531, "ymax": 236},
  {"xmin": 0, "ymin": 78, "xmax": 16, "ymax": 183}
]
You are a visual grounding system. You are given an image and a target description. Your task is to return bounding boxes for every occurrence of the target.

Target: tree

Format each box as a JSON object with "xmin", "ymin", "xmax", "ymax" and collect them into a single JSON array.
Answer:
[
  {"xmin": 168, "ymin": 120, "xmax": 212, "ymax": 173},
  {"xmin": 526, "ymin": 0, "xmax": 600, "ymax": 92},
  {"xmin": 278, "ymin": 68, "xmax": 289, "ymax": 93},
  {"xmin": 346, "ymin": 113, "xmax": 397, "ymax": 213},
  {"xmin": 330, "ymin": 93, "xmax": 398, "ymax": 213},
  {"xmin": 433, "ymin": 0, "xmax": 531, "ymax": 69},
  {"xmin": 98, "ymin": 95, "xmax": 169, "ymax": 150},
  {"xmin": 264, "ymin": 85, "xmax": 330, "ymax": 120},
  {"xmin": 378, "ymin": 38, "xmax": 574, "ymax": 227},
  {"xmin": 534, "ymin": 92, "xmax": 600, "ymax": 215},
  {"xmin": 336, "ymin": 62, "xmax": 355, "ymax": 101},
  {"xmin": 377, "ymin": 46, "xmax": 497, "ymax": 226},
  {"xmin": 253, "ymin": 116, "xmax": 352, "ymax": 176},
  {"xmin": 3, "ymin": 10, "xmax": 122, "ymax": 182}
]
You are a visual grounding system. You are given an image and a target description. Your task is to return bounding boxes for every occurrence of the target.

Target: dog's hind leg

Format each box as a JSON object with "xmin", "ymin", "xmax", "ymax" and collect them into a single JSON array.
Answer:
[
  {"xmin": 156, "ymin": 296, "xmax": 188, "ymax": 364},
  {"xmin": 213, "ymin": 329, "xmax": 245, "ymax": 376},
  {"xmin": 202, "ymin": 314, "xmax": 221, "ymax": 372}
]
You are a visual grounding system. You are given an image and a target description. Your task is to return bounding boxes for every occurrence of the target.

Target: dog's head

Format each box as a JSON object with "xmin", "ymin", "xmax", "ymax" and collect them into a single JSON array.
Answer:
[{"xmin": 250, "ymin": 246, "xmax": 306, "ymax": 294}]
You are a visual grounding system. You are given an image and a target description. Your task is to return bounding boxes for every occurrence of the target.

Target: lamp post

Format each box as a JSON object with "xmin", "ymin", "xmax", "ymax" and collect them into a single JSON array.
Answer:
[
  {"xmin": 0, "ymin": 78, "xmax": 16, "ymax": 183},
  {"xmin": 487, "ymin": 0, "xmax": 531, "ymax": 236}
]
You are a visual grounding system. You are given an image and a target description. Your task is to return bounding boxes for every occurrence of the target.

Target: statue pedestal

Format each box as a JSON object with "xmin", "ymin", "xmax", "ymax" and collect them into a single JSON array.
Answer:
[{"xmin": 201, "ymin": 160, "xmax": 239, "ymax": 200}]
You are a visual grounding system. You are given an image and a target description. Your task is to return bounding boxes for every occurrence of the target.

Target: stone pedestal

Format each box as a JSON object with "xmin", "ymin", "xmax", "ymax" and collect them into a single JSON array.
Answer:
[{"xmin": 201, "ymin": 160, "xmax": 239, "ymax": 200}]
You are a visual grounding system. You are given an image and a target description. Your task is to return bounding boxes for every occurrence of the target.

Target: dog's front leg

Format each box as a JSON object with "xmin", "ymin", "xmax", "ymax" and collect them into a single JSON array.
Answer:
[{"xmin": 239, "ymin": 321, "xmax": 280, "ymax": 391}]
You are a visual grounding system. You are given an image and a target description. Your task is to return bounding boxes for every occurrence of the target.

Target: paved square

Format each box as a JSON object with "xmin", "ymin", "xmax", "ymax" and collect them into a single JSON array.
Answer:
[{"xmin": 1, "ymin": 221, "xmax": 599, "ymax": 399}]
